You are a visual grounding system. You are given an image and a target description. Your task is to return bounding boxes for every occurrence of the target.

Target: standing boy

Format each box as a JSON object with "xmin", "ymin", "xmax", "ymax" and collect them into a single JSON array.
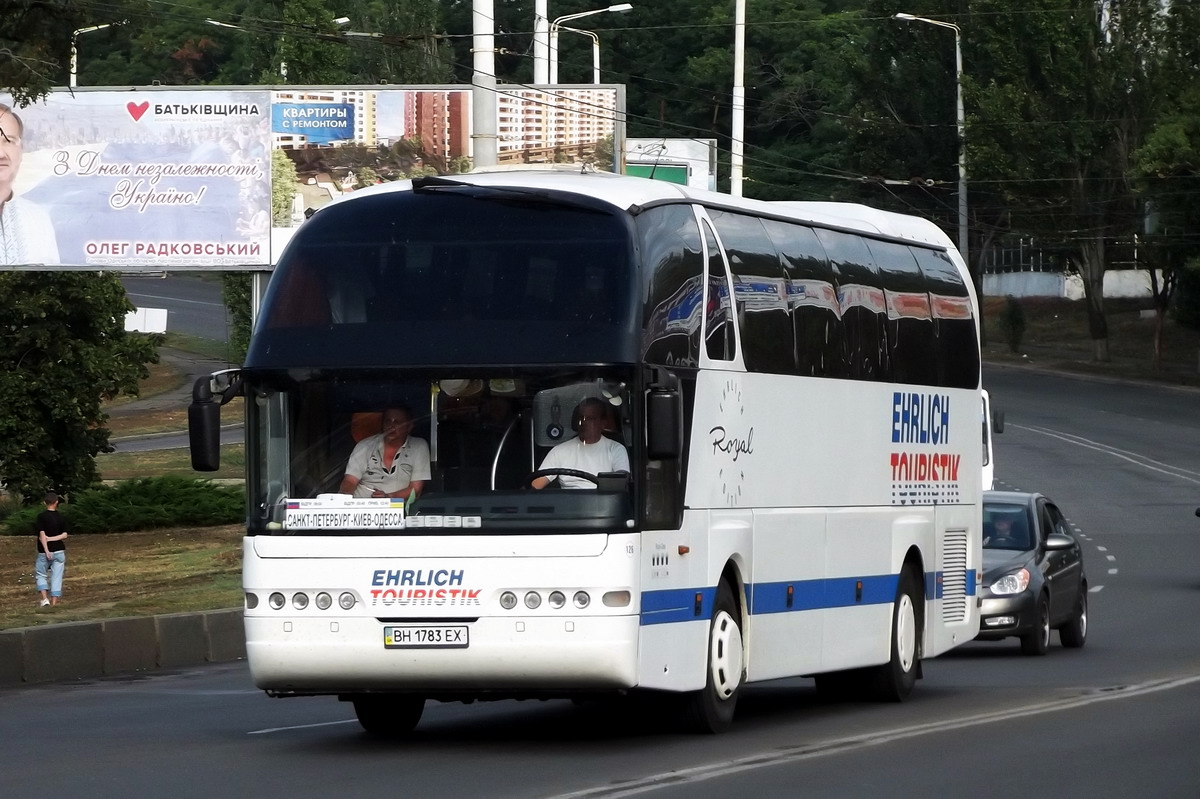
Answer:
[{"xmin": 34, "ymin": 491, "xmax": 69, "ymax": 607}]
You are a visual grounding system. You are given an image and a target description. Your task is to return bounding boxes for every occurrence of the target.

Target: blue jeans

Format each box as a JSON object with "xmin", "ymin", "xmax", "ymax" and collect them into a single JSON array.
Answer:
[{"xmin": 35, "ymin": 551, "xmax": 66, "ymax": 597}]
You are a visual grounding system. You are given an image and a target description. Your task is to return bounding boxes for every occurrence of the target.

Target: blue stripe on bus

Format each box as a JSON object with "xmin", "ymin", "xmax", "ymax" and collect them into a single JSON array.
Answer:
[
  {"xmin": 641, "ymin": 586, "xmax": 718, "ymax": 625},
  {"xmin": 640, "ymin": 570, "xmax": 976, "ymax": 626},
  {"xmin": 750, "ymin": 574, "xmax": 899, "ymax": 615}
]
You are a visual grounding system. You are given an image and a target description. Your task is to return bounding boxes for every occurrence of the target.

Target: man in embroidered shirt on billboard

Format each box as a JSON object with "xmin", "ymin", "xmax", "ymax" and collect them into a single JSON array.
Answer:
[
  {"xmin": 339, "ymin": 406, "xmax": 431, "ymax": 501},
  {"xmin": 0, "ymin": 104, "xmax": 60, "ymax": 265},
  {"xmin": 532, "ymin": 398, "xmax": 629, "ymax": 489}
]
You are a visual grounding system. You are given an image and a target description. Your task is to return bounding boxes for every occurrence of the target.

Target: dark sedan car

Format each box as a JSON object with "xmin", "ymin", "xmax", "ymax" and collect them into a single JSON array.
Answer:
[{"xmin": 976, "ymin": 490, "xmax": 1088, "ymax": 655}]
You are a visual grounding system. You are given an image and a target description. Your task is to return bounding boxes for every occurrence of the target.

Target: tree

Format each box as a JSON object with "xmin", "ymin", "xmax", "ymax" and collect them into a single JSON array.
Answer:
[
  {"xmin": 0, "ymin": 273, "xmax": 158, "ymax": 502},
  {"xmin": 1131, "ymin": 6, "xmax": 1200, "ymax": 369},
  {"xmin": 966, "ymin": 0, "xmax": 1171, "ymax": 361}
]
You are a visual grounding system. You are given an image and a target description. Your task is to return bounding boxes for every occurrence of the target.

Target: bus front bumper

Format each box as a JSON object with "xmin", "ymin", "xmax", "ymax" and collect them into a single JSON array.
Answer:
[{"xmin": 245, "ymin": 614, "xmax": 640, "ymax": 695}]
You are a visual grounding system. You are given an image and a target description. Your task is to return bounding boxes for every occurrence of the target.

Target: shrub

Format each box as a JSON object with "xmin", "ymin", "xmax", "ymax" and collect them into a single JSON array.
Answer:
[
  {"xmin": 1172, "ymin": 258, "xmax": 1200, "ymax": 330},
  {"xmin": 2, "ymin": 476, "xmax": 244, "ymax": 536},
  {"xmin": 998, "ymin": 295, "xmax": 1027, "ymax": 353}
]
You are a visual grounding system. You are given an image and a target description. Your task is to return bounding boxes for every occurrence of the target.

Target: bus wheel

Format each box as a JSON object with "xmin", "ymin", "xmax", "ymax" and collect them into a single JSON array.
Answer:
[
  {"xmin": 682, "ymin": 581, "xmax": 743, "ymax": 734},
  {"xmin": 868, "ymin": 568, "xmax": 922, "ymax": 702},
  {"xmin": 351, "ymin": 695, "xmax": 425, "ymax": 738}
]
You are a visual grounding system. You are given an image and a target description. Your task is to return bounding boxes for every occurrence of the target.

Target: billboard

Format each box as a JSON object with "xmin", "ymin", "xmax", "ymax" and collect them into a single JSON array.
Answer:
[{"xmin": 0, "ymin": 85, "xmax": 623, "ymax": 271}]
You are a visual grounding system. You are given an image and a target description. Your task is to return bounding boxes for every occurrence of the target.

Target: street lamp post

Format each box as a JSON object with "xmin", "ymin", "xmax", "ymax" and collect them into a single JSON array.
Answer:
[
  {"xmin": 70, "ymin": 23, "xmax": 121, "ymax": 88},
  {"xmin": 893, "ymin": 13, "xmax": 968, "ymax": 266},
  {"xmin": 549, "ymin": 3, "xmax": 631, "ymax": 84},
  {"xmin": 558, "ymin": 26, "xmax": 602, "ymax": 84}
]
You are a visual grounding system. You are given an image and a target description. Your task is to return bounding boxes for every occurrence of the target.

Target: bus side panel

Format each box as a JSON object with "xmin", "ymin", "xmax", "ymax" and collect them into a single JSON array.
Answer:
[
  {"xmin": 927, "ymin": 504, "xmax": 981, "ymax": 657},
  {"xmin": 745, "ymin": 508, "xmax": 827, "ymax": 681},
  {"xmin": 819, "ymin": 508, "xmax": 928, "ymax": 671},
  {"xmin": 637, "ymin": 511, "xmax": 711, "ymax": 692},
  {"xmin": 636, "ymin": 513, "xmax": 753, "ymax": 693}
]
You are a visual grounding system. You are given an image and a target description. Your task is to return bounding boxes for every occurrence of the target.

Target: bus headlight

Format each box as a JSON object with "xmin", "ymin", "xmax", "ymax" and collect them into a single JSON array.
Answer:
[
  {"xmin": 548, "ymin": 591, "xmax": 566, "ymax": 609},
  {"xmin": 499, "ymin": 591, "xmax": 518, "ymax": 610},
  {"xmin": 602, "ymin": 590, "xmax": 631, "ymax": 607},
  {"xmin": 292, "ymin": 592, "xmax": 309, "ymax": 609},
  {"xmin": 524, "ymin": 591, "xmax": 542, "ymax": 609},
  {"xmin": 315, "ymin": 592, "xmax": 332, "ymax": 610},
  {"xmin": 245, "ymin": 592, "xmax": 259, "ymax": 609},
  {"xmin": 573, "ymin": 591, "xmax": 591, "ymax": 609},
  {"xmin": 338, "ymin": 592, "xmax": 356, "ymax": 610}
]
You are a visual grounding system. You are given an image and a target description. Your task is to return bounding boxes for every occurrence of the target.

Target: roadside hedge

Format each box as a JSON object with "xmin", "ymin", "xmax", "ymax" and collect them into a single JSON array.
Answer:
[{"xmin": 2, "ymin": 476, "xmax": 244, "ymax": 536}]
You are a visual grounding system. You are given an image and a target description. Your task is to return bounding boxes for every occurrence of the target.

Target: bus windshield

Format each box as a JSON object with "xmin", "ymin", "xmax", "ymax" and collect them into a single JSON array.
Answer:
[
  {"xmin": 248, "ymin": 188, "xmax": 639, "ymax": 370},
  {"xmin": 246, "ymin": 367, "xmax": 638, "ymax": 536}
]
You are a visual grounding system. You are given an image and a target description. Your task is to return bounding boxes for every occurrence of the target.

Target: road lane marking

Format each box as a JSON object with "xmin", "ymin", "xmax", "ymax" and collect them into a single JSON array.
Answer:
[
  {"xmin": 1011, "ymin": 423, "xmax": 1200, "ymax": 485},
  {"xmin": 1089, "ymin": 585, "xmax": 1104, "ymax": 592},
  {"xmin": 126, "ymin": 291, "xmax": 225, "ymax": 307},
  {"xmin": 248, "ymin": 719, "xmax": 358, "ymax": 735},
  {"xmin": 1108, "ymin": 568, "xmax": 1119, "ymax": 574},
  {"xmin": 545, "ymin": 674, "xmax": 1200, "ymax": 799}
]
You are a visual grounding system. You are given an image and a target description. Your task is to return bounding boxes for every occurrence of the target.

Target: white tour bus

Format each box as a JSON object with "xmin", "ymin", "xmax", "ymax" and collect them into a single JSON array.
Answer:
[{"xmin": 190, "ymin": 168, "xmax": 983, "ymax": 735}]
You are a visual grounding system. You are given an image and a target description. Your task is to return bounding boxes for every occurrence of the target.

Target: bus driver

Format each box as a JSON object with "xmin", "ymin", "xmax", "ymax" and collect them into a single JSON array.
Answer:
[
  {"xmin": 532, "ymin": 397, "xmax": 629, "ymax": 489},
  {"xmin": 339, "ymin": 406, "xmax": 431, "ymax": 501}
]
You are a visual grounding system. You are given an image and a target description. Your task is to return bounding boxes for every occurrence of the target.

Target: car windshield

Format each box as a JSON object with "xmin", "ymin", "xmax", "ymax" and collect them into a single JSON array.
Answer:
[{"xmin": 983, "ymin": 502, "xmax": 1033, "ymax": 550}]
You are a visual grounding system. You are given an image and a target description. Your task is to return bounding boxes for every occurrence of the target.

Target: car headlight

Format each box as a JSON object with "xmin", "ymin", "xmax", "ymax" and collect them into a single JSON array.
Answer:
[{"xmin": 989, "ymin": 568, "xmax": 1031, "ymax": 595}]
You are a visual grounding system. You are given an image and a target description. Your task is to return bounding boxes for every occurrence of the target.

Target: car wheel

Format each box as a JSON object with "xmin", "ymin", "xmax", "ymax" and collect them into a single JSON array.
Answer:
[
  {"xmin": 352, "ymin": 695, "xmax": 425, "ymax": 737},
  {"xmin": 1020, "ymin": 595, "xmax": 1050, "ymax": 656},
  {"xmin": 867, "ymin": 568, "xmax": 922, "ymax": 701},
  {"xmin": 1059, "ymin": 587, "xmax": 1088, "ymax": 649},
  {"xmin": 681, "ymin": 581, "xmax": 743, "ymax": 733}
]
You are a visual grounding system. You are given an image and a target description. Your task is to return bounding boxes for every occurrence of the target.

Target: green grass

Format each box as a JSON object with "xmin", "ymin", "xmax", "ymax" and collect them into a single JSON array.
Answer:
[
  {"xmin": 0, "ymin": 525, "xmax": 244, "ymax": 630},
  {"xmin": 163, "ymin": 331, "xmax": 241, "ymax": 362}
]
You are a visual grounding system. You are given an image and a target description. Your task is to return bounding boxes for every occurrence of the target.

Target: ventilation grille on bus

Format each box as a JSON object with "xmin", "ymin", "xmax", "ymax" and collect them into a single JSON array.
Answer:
[{"xmin": 941, "ymin": 530, "xmax": 969, "ymax": 624}]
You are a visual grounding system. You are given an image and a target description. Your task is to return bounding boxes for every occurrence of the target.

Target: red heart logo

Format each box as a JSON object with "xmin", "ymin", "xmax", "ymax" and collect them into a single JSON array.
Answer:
[{"xmin": 127, "ymin": 101, "xmax": 149, "ymax": 122}]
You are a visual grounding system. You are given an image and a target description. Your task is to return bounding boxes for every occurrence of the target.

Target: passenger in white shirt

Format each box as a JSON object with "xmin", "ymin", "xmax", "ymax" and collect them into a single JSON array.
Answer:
[
  {"xmin": 339, "ymin": 406, "xmax": 431, "ymax": 500},
  {"xmin": 532, "ymin": 398, "xmax": 629, "ymax": 489}
]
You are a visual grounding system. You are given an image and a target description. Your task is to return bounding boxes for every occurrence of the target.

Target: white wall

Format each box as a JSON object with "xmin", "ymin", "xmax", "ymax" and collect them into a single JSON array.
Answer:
[{"xmin": 983, "ymin": 269, "xmax": 1164, "ymax": 299}]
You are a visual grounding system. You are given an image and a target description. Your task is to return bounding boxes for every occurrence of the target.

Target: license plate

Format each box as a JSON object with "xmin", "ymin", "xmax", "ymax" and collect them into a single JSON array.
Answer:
[{"xmin": 384, "ymin": 625, "xmax": 469, "ymax": 649}]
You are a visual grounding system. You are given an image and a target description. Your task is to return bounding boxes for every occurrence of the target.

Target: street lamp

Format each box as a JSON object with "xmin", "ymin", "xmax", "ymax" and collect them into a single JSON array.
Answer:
[
  {"xmin": 893, "ymin": 13, "xmax": 968, "ymax": 266},
  {"xmin": 70, "ymin": 22, "xmax": 122, "ymax": 88},
  {"xmin": 549, "ymin": 3, "xmax": 632, "ymax": 84},
  {"xmin": 557, "ymin": 26, "xmax": 603, "ymax": 84}
]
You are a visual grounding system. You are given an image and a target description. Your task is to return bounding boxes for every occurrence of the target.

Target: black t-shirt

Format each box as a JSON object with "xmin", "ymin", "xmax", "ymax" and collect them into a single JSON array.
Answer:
[{"xmin": 35, "ymin": 509, "xmax": 67, "ymax": 553}]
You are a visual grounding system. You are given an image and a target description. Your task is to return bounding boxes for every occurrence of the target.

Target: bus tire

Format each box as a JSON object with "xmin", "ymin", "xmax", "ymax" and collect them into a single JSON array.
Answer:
[
  {"xmin": 352, "ymin": 695, "xmax": 425, "ymax": 738},
  {"xmin": 682, "ymin": 581, "xmax": 743, "ymax": 734},
  {"xmin": 867, "ymin": 568, "xmax": 922, "ymax": 702}
]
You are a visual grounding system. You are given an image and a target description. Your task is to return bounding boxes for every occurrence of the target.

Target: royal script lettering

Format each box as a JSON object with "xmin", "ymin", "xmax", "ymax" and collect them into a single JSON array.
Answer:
[{"xmin": 710, "ymin": 426, "xmax": 754, "ymax": 461}]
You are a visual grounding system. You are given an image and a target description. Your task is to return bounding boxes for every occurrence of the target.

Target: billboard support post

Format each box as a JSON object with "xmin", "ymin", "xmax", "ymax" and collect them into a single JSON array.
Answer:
[{"xmin": 472, "ymin": 0, "xmax": 498, "ymax": 168}]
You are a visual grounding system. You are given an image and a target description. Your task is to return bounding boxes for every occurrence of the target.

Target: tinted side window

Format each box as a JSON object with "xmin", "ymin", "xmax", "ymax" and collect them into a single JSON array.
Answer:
[
  {"xmin": 638, "ymin": 205, "xmax": 704, "ymax": 368},
  {"xmin": 815, "ymin": 230, "xmax": 887, "ymax": 381},
  {"xmin": 762, "ymin": 219, "xmax": 843, "ymax": 378},
  {"xmin": 913, "ymin": 247, "xmax": 979, "ymax": 389},
  {"xmin": 867, "ymin": 239, "xmax": 935, "ymax": 386},
  {"xmin": 709, "ymin": 210, "xmax": 794, "ymax": 374},
  {"xmin": 702, "ymin": 220, "xmax": 735, "ymax": 362}
]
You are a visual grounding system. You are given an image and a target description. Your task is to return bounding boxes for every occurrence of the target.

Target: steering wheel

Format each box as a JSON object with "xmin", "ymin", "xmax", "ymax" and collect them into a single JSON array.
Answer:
[{"xmin": 524, "ymin": 468, "xmax": 599, "ymax": 488}]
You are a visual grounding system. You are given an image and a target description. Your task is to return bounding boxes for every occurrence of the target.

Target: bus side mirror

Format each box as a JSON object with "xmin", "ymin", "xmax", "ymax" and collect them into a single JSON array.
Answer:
[
  {"xmin": 646, "ymin": 366, "xmax": 681, "ymax": 460},
  {"xmin": 189, "ymin": 376, "xmax": 221, "ymax": 471},
  {"xmin": 992, "ymin": 409, "xmax": 1005, "ymax": 434}
]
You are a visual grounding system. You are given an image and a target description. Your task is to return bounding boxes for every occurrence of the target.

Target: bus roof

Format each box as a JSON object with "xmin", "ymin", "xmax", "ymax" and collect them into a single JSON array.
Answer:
[{"xmin": 319, "ymin": 168, "xmax": 957, "ymax": 251}]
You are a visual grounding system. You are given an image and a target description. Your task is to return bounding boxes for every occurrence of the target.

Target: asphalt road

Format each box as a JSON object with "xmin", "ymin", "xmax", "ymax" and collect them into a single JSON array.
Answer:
[
  {"xmin": 3, "ymin": 365, "xmax": 1199, "ymax": 798},
  {"xmin": 109, "ymin": 426, "xmax": 243, "ymax": 453},
  {"xmin": 122, "ymin": 273, "xmax": 229, "ymax": 341}
]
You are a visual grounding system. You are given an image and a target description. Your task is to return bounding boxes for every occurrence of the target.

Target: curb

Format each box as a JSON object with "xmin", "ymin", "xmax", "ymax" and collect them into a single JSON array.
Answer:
[{"xmin": 0, "ymin": 608, "xmax": 245, "ymax": 688}]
